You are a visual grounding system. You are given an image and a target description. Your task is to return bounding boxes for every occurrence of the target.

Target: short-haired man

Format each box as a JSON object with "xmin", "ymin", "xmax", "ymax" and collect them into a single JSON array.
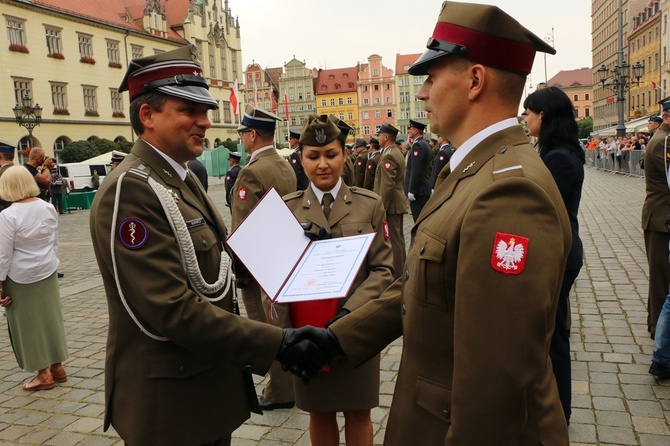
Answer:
[
  {"xmin": 353, "ymin": 140, "xmax": 369, "ymax": 187},
  {"xmin": 375, "ymin": 122, "xmax": 407, "ymax": 280},
  {"xmin": 430, "ymin": 135, "xmax": 453, "ymax": 188},
  {"xmin": 404, "ymin": 119, "xmax": 432, "ymax": 221},
  {"xmin": 231, "ymin": 104, "xmax": 298, "ymax": 411},
  {"xmin": 363, "ymin": 137, "xmax": 381, "ymax": 191},
  {"xmin": 288, "ymin": 129, "xmax": 309, "ymax": 190},
  {"xmin": 110, "ymin": 151, "xmax": 126, "ymax": 170},
  {"xmin": 643, "ymin": 102, "xmax": 670, "ymax": 339},
  {"xmin": 0, "ymin": 142, "xmax": 16, "ymax": 212},
  {"xmin": 224, "ymin": 151, "xmax": 241, "ymax": 208},
  {"xmin": 291, "ymin": 2, "xmax": 570, "ymax": 444},
  {"xmin": 648, "ymin": 115, "xmax": 663, "ymax": 139},
  {"xmin": 24, "ymin": 147, "xmax": 54, "ymax": 201},
  {"xmin": 89, "ymin": 45, "xmax": 309, "ymax": 445}
]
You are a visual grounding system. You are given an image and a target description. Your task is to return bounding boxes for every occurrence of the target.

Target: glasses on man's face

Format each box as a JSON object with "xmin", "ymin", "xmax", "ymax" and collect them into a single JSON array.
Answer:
[{"xmin": 238, "ymin": 129, "xmax": 253, "ymax": 137}]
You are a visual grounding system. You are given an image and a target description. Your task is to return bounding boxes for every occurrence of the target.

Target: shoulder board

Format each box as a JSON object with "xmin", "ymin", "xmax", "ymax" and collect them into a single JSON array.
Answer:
[
  {"xmin": 126, "ymin": 161, "xmax": 151, "ymax": 182},
  {"xmin": 491, "ymin": 144, "xmax": 525, "ymax": 180},
  {"xmin": 283, "ymin": 190, "xmax": 304, "ymax": 201},
  {"xmin": 350, "ymin": 186, "xmax": 378, "ymax": 200}
]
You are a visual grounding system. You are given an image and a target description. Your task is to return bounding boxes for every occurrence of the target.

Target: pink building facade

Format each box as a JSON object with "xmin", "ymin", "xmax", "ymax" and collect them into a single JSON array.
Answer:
[{"xmin": 358, "ymin": 54, "xmax": 396, "ymax": 139}]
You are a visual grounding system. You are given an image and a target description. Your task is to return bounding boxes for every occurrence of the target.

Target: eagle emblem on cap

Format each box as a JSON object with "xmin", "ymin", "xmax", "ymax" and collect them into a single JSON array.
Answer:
[{"xmin": 315, "ymin": 128, "xmax": 327, "ymax": 144}]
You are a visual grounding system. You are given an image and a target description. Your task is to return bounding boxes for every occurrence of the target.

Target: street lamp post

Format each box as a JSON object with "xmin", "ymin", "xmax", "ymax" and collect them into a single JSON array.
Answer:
[
  {"xmin": 597, "ymin": 61, "xmax": 644, "ymax": 137},
  {"xmin": 12, "ymin": 93, "xmax": 43, "ymax": 155}
]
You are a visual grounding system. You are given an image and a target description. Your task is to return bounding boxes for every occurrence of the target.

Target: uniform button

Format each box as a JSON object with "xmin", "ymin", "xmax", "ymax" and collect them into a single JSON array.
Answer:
[
  {"xmin": 202, "ymin": 238, "xmax": 209, "ymax": 247},
  {"xmin": 357, "ymin": 227, "xmax": 362, "ymax": 233},
  {"xmin": 401, "ymin": 304, "xmax": 406, "ymax": 315},
  {"xmin": 404, "ymin": 270, "xmax": 409, "ymax": 280},
  {"xmin": 442, "ymin": 409, "xmax": 450, "ymax": 418}
]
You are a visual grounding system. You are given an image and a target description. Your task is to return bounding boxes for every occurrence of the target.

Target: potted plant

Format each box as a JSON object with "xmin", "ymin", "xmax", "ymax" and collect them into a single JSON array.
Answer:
[
  {"xmin": 9, "ymin": 43, "xmax": 29, "ymax": 53},
  {"xmin": 80, "ymin": 56, "xmax": 96, "ymax": 64}
]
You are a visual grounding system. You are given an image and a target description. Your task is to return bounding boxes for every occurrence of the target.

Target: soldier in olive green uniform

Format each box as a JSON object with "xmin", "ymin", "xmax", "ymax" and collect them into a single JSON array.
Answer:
[
  {"xmin": 374, "ymin": 123, "xmax": 407, "ymax": 280},
  {"xmin": 363, "ymin": 137, "xmax": 381, "ymax": 191},
  {"xmin": 353, "ymin": 140, "xmax": 369, "ymax": 188},
  {"xmin": 231, "ymin": 105, "xmax": 298, "ymax": 410}
]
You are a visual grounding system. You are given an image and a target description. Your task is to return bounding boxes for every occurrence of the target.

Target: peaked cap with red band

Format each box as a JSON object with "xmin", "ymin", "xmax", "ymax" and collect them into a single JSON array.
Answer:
[
  {"xmin": 118, "ymin": 44, "xmax": 218, "ymax": 109},
  {"xmin": 409, "ymin": 1, "xmax": 556, "ymax": 76}
]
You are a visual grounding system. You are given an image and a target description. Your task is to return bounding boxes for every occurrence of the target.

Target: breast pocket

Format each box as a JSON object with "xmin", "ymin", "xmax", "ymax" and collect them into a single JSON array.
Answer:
[
  {"xmin": 189, "ymin": 225, "xmax": 218, "ymax": 253},
  {"xmin": 410, "ymin": 229, "xmax": 448, "ymax": 310},
  {"xmin": 340, "ymin": 222, "xmax": 373, "ymax": 237}
]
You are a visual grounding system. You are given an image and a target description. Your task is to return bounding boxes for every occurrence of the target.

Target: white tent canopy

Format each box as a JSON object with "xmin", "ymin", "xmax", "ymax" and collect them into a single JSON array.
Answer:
[
  {"xmin": 80, "ymin": 150, "xmax": 127, "ymax": 164},
  {"xmin": 591, "ymin": 115, "xmax": 652, "ymax": 137}
]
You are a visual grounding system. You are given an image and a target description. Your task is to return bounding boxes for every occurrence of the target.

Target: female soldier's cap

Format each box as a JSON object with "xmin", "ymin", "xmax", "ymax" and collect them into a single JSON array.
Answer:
[
  {"xmin": 299, "ymin": 115, "xmax": 342, "ymax": 146},
  {"xmin": 409, "ymin": 1, "xmax": 556, "ymax": 76},
  {"xmin": 118, "ymin": 45, "xmax": 218, "ymax": 109}
]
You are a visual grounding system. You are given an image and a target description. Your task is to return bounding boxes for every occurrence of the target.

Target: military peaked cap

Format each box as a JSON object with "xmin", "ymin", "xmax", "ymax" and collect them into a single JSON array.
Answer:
[
  {"xmin": 409, "ymin": 119, "xmax": 427, "ymax": 131},
  {"xmin": 378, "ymin": 122, "xmax": 399, "ymax": 138},
  {"xmin": 237, "ymin": 104, "xmax": 282, "ymax": 132}
]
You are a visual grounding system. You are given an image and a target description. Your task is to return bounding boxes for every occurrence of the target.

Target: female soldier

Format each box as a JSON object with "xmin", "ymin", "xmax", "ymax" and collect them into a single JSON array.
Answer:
[{"xmin": 283, "ymin": 114, "xmax": 394, "ymax": 445}]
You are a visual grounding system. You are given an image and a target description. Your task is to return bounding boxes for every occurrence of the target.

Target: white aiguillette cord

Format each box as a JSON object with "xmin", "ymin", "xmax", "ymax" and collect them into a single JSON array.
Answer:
[{"xmin": 110, "ymin": 172, "xmax": 236, "ymax": 341}]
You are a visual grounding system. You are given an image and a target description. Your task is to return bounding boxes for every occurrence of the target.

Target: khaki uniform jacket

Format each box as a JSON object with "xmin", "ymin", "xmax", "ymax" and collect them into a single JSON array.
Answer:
[
  {"xmin": 231, "ymin": 147, "xmax": 297, "ymax": 231},
  {"xmin": 331, "ymin": 126, "xmax": 571, "ymax": 446},
  {"xmin": 342, "ymin": 156, "xmax": 355, "ymax": 186},
  {"xmin": 354, "ymin": 149, "xmax": 369, "ymax": 188},
  {"xmin": 90, "ymin": 140, "xmax": 283, "ymax": 446},
  {"xmin": 642, "ymin": 123, "xmax": 670, "ymax": 232},
  {"xmin": 374, "ymin": 145, "xmax": 408, "ymax": 215},
  {"xmin": 364, "ymin": 151, "xmax": 380, "ymax": 191},
  {"xmin": 283, "ymin": 184, "xmax": 394, "ymax": 411}
]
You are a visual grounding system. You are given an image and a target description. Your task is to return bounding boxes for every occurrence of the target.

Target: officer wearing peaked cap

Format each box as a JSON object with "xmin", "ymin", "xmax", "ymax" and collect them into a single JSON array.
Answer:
[
  {"xmin": 287, "ymin": 3, "xmax": 571, "ymax": 444},
  {"xmin": 404, "ymin": 119, "xmax": 432, "ymax": 221},
  {"xmin": 374, "ymin": 121, "xmax": 407, "ymax": 280},
  {"xmin": 288, "ymin": 129, "xmax": 309, "ymax": 190},
  {"xmin": 0, "ymin": 141, "xmax": 16, "ymax": 212},
  {"xmin": 231, "ymin": 103, "xmax": 298, "ymax": 411},
  {"xmin": 90, "ymin": 45, "xmax": 311, "ymax": 446},
  {"xmin": 224, "ymin": 151, "xmax": 242, "ymax": 208}
]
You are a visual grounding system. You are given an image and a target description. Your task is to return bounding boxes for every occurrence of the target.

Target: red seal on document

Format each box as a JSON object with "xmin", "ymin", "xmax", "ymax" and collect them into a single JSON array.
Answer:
[{"xmin": 491, "ymin": 232, "xmax": 529, "ymax": 275}]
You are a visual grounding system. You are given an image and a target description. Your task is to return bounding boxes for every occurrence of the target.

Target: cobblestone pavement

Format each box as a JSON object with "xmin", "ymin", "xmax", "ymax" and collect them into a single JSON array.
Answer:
[{"xmin": 0, "ymin": 167, "xmax": 667, "ymax": 445}]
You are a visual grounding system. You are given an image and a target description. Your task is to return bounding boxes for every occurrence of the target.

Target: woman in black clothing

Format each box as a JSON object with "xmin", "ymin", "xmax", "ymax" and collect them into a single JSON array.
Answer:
[{"xmin": 524, "ymin": 86, "xmax": 585, "ymax": 424}]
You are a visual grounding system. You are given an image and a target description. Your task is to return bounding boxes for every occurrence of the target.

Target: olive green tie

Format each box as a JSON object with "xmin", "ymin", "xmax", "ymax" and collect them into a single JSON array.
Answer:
[{"xmin": 322, "ymin": 193, "xmax": 334, "ymax": 220}]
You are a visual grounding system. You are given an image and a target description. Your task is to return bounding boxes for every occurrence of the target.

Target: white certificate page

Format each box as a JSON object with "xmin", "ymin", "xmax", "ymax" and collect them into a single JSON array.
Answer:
[{"xmin": 276, "ymin": 233, "xmax": 375, "ymax": 303}]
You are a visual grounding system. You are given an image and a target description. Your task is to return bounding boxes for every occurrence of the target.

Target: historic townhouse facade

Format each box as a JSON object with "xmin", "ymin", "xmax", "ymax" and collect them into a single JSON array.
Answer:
[
  {"xmin": 276, "ymin": 57, "xmax": 317, "ymax": 143},
  {"xmin": 546, "ymin": 68, "xmax": 595, "ymax": 119},
  {"xmin": 395, "ymin": 53, "xmax": 428, "ymax": 140},
  {"xmin": 315, "ymin": 66, "xmax": 360, "ymax": 143},
  {"xmin": 628, "ymin": 0, "xmax": 662, "ymax": 118},
  {"xmin": 0, "ymin": 0, "xmax": 243, "ymax": 161},
  {"xmin": 243, "ymin": 62, "xmax": 280, "ymax": 117},
  {"xmin": 357, "ymin": 54, "xmax": 396, "ymax": 139}
]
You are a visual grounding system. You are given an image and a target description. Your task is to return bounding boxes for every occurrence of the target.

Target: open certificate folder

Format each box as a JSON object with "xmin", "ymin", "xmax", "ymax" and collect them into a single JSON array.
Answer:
[{"xmin": 226, "ymin": 187, "xmax": 375, "ymax": 304}]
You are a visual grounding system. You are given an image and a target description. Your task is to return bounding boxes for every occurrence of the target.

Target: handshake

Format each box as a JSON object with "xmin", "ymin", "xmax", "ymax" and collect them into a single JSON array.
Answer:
[{"xmin": 276, "ymin": 325, "xmax": 345, "ymax": 384}]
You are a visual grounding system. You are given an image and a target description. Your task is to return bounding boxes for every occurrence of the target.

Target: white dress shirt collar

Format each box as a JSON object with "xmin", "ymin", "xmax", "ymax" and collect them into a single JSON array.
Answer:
[
  {"xmin": 448, "ymin": 118, "xmax": 518, "ymax": 171},
  {"xmin": 310, "ymin": 178, "xmax": 342, "ymax": 207},
  {"xmin": 142, "ymin": 139, "xmax": 189, "ymax": 181}
]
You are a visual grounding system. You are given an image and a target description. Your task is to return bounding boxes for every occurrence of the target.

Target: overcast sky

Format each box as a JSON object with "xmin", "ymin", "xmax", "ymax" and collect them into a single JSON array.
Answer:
[{"xmin": 230, "ymin": 0, "xmax": 591, "ymax": 96}]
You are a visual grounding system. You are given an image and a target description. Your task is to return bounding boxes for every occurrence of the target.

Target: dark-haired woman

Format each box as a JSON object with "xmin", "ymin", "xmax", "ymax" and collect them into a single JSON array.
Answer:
[
  {"xmin": 283, "ymin": 114, "xmax": 394, "ymax": 446},
  {"xmin": 524, "ymin": 86, "xmax": 585, "ymax": 424}
]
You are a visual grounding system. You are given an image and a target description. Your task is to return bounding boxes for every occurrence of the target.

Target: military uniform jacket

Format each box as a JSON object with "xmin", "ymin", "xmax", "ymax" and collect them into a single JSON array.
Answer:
[
  {"xmin": 283, "ymin": 184, "xmax": 394, "ymax": 411},
  {"xmin": 642, "ymin": 123, "xmax": 670, "ymax": 232},
  {"xmin": 331, "ymin": 125, "xmax": 571, "ymax": 445},
  {"xmin": 364, "ymin": 151, "xmax": 380, "ymax": 191},
  {"xmin": 289, "ymin": 148, "xmax": 309, "ymax": 190},
  {"xmin": 354, "ymin": 150, "xmax": 369, "ymax": 188},
  {"xmin": 341, "ymin": 156, "xmax": 355, "ymax": 187},
  {"xmin": 374, "ymin": 145, "xmax": 408, "ymax": 215},
  {"xmin": 231, "ymin": 147, "xmax": 297, "ymax": 231},
  {"xmin": 90, "ymin": 140, "xmax": 283, "ymax": 446},
  {"xmin": 224, "ymin": 164, "xmax": 241, "ymax": 207},
  {"xmin": 404, "ymin": 136, "xmax": 432, "ymax": 196},
  {"xmin": 431, "ymin": 145, "xmax": 452, "ymax": 188}
]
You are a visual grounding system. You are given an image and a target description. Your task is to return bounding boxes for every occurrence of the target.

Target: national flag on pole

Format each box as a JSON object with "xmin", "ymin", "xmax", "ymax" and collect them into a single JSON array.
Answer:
[
  {"xmin": 284, "ymin": 91, "xmax": 289, "ymax": 120},
  {"xmin": 229, "ymin": 79, "xmax": 239, "ymax": 116},
  {"xmin": 652, "ymin": 80, "xmax": 658, "ymax": 90}
]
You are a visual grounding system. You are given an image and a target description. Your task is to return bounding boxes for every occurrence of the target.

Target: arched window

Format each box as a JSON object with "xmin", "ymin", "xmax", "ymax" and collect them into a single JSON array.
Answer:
[{"xmin": 54, "ymin": 136, "xmax": 71, "ymax": 163}]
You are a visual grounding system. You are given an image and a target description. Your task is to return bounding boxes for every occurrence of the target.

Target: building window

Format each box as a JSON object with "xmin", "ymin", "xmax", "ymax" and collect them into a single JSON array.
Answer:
[
  {"xmin": 78, "ymin": 33, "xmax": 94, "ymax": 59},
  {"xmin": 298, "ymin": 93, "xmax": 303, "ymax": 100},
  {"xmin": 387, "ymin": 109, "xmax": 393, "ymax": 118},
  {"xmin": 222, "ymin": 100, "xmax": 232, "ymax": 123},
  {"xmin": 364, "ymin": 125, "xmax": 370, "ymax": 135},
  {"xmin": 208, "ymin": 41, "xmax": 216, "ymax": 78},
  {"xmin": 13, "ymin": 77, "xmax": 32, "ymax": 105},
  {"xmin": 414, "ymin": 77, "xmax": 424, "ymax": 85},
  {"xmin": 416, "ymin": 110, "xmax": 427, "ymax": 118},
  {"xmin": 347, "ymin": 97, "xmax": 352, "ymax": 104},
  {"xmin": 54, "ymin": 137, "xmax": 68, "ymax": 161},
  {"xmin": 231, "ymin": 50, "xmax": 238, "ymax": 79},
  {"xmin": 573, "ymin": 94, "xmax": 578, "ymax": 101},
  {"xmin": 307, "ymin": 92, "xmax": 311, "ymax": 100},
  {"xmin": 321, "ymin": 99, "xmax": 327, "ymax": 107},
  {"xmin": 385, "ymin": 84, "xmax": 390, "ymax": 90},
  {"xmin": 131, "ymin": 45, "xmax": 143, "ymax": 59},
  {"xmin": 363, "ymin": 111, "xmax": 369, "ymax": 119},
  {"xmin": 107, "ymin": 39, "xmax": 120, "ymax": 66},
  {"xmin": 374, "ymin": 98, "xmax": 380, "ymax": 104},
  {"xmin": 291, "ymin": 118, "xmax": 296, "ymax": 126},
  {"xmin": 374, "ymin": 124, "xmax": 381, "ymax": 133},
  {"xmin": 6, "ymin": 16, "xmax": 26, "ymax": 46},
  {"xmin": 386, "ymin": 96, "xmax": 391, "ymax": 103},
  {"xmin": 339, "ymin": 113, "xmax": 344, "ymax": 120},
  {"xmin": 585, "ymin": 108, "xmax": 590, "ymax": 117},
  {"xmin": 339, "ymin": 98, "xmax": 344, "ymax": 105},
  {"xmin": 330, "ymin": 98, "xmax": 335, "ymax": 106},
  {"xmin": 375, "ymin": 110, "xmax": 381, "ymax": 119},
  {"xmin": 45, "ymin": 27, "xmax": 62, "ymax": 57},
  {"xmin": 220, "ymin": 46, "xmax": 228, "ymax": 80},
  {"xmin": 348, "ymin": 112, "xmax": 353, "ymax": 120},
  {"xmin": 290, "ymin": 94, "xmax": 295, "ymax": 101},
  {"xmin": 83, "ymin": 86, "xmax": 98, "ymax": 115},
  {"xmin": 363, "ymin": 86, "xmax": 368, "ymax": 92},
  {"xmin": 110, "ymin": 88, "xmax": 124, "ymax": 116},
  {"xmin": 212, "ymin": 101, "xmax": 221, "ymax": 122},
  {"xmin": 364, "ymin": 98, "xmax": 369, "ymax": 105},
  {"xmin": 298, "ymin": 105, "xmax": 304, "ymax": 111},
  {"xmin": 51, "ymin": 82, "xmax": 68, "ymax": 112},
  {"xmin": 373, "ymin": 69, "xmax": 379, "ymax": 75},
  {"xmin": 585, "ymin": 93, "xmax": 590, "ymax": 100}
]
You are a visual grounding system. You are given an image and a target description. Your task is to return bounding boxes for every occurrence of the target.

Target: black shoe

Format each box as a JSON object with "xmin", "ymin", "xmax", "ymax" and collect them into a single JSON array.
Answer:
[
  {"xmin": 258, "ymin": 396, "xmax": 294, "ymax": 411},
  {"xmin": 649, "ymin": 361, "xmax": 670, "ymax": 380},
  {"xmin": 57, "ymin": 273, "xmax": 64, "ymax": 278}
]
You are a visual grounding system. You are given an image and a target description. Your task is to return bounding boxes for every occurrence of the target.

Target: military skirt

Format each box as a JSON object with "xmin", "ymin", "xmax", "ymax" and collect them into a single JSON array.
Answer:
[{"xmin": 3, "ymin": 272, "xmax": 68, "ymax": 372}]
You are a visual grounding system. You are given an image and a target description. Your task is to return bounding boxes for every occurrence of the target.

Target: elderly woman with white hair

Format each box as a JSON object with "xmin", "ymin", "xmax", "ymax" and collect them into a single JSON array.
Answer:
[{"xmin": 0, "ymin": 165, "xmax": 68, "ymax": 391}]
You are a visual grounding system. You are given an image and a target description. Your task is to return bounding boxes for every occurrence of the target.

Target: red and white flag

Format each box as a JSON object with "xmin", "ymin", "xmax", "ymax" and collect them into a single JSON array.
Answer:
[
  {"xmin": 652, "ymin": 80, "xmax": 659, "ymax": 90},
  {"xmin": 229, "ymin": 79, "xmax": 239, "ymax": 116},
  {"xmin": 284, "ymin": 91, "xmax": 289, "ymax": 120}
]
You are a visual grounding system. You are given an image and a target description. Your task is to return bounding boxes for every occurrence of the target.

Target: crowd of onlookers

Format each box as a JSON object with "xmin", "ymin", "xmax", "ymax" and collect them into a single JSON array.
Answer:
[{"xmin": 583, "ymin": 134, "xmax": 649, "ymax": 174}]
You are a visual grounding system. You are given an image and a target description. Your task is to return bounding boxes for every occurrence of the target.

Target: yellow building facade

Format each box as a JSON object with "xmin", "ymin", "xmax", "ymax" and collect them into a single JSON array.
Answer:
[
  {"xmin": 315, "ymin": 66, "xmax": 360, "ymax": 142},
  {"xmin": 0, "ymin": 0, "xmax": 243, "ymax": 162}
]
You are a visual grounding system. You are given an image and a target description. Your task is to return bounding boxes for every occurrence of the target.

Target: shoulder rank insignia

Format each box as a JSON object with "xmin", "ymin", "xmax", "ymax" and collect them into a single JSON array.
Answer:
[{"xmin": 491, "ymin": 232, "xmax": 528, "ymax": 275}]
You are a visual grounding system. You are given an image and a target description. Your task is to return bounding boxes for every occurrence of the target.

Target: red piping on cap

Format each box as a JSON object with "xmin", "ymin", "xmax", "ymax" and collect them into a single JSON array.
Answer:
[{"xmin": 432, "ymin": 22, "xmax": 536, "ymax": 74}]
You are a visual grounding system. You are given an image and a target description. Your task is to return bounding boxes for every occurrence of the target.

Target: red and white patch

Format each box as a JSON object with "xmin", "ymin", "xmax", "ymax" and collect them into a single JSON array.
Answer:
[
  {"xmin": 238, "ymin": 188, "xmax": 247, "ymax": 200},
  {"xmin": 491, "ymin": 232, "xmax": 529, "ymax": 275},
  {"xmin": 357, "ymin": 161, "xmax": 362, "ymax": 166},
  {"xmin": 439, "ymin": 155, "xmax": 445, "ymax": 161},
  {"xmin": 117, "ymin": 217, "xmax": 149, "ymax": 250},
  {"xmin": 384, "ymin": 162, "xmax": 392, "ymax": 169},
  {"xmin": 413, "ymin": 151, "xmax": 419, "ymax": 156},
  {"xmin": 367, "ymin": 164, "xmax": 373, "ymax": 169},
  {"xmin": 291, "ymin": 158, "xmax": 297, "ymax": 164},
  {"xmin": 383, "ymin": 221, "xmax": 389, "ymax": 240}
]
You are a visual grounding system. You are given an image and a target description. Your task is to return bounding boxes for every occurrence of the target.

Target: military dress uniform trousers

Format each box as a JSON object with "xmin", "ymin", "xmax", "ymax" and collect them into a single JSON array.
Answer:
[
  {"xmin": 240, "ymin": 280, "xmax": 295, "ymax": 403},
  {"xmin": 387, "ymin": 213, "xmax": 406, "ymax": 280},
  {"xmin": 645, "ymin": 230, "xmax": 670, "ymax": 333},
  {"xmin": 409, "ymin": 195, "xmax": 430, "ymax": 222}
]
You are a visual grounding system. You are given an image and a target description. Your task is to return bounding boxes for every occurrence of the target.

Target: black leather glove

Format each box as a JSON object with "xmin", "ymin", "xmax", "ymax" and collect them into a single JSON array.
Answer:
[
  {"xmin": 325, "ymin": 308, "xmax": 350, "ymax": 328},
  {"xmin": 277, "ymin": 326, "xmax": 345, "ymax": 383},
  {"xmin": 304, "ymin": 227, "xmax": 333, "ymax": 241}
]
